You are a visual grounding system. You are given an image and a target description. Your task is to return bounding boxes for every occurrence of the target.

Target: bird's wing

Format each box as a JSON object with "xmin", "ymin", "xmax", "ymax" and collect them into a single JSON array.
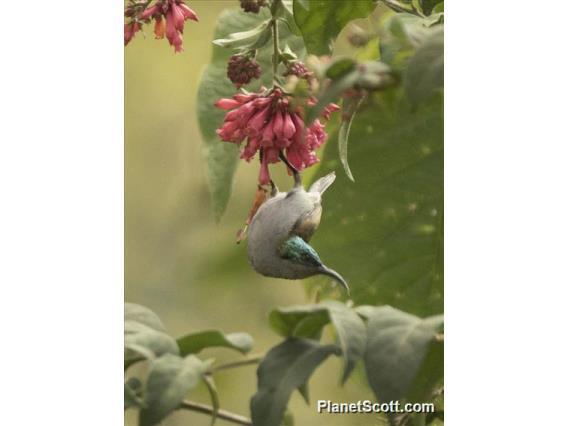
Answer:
[
  {"xmin": 290, "ymin": 204, "xmax": 322, "ymax": 242},
  {"xmin": 308, "ymin": 171, "xmax": 336, "ymax": 194},
  {"xmin": 279, "ymin": 236, "xmax": 322, "ymax": 268}
]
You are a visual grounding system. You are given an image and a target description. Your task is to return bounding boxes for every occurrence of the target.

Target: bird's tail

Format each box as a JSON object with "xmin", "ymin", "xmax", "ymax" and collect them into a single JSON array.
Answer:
[
  {"xmin": 309, "ymin": 172, "xmax": 336, "ymax": 195},
  {"xmin": 318, "ymin": 265, "xmax": 350, "ymax": 295}
]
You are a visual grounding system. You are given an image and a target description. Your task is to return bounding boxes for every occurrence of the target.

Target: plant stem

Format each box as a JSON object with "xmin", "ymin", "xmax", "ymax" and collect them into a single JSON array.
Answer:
[
  {"xmin": 380, "ymin": 0, "xmax": 425, "ymax": 17},
  {"xmin": 271, "ymin": 0, "xmax": 281, "ymax": 84},
  {"xmin": 180, "ymin": 400, "xmax": 252, "ymax": 426},
  {"xmin": 208, "ymin": 353, "xmax": 264, "ymax": 373}
]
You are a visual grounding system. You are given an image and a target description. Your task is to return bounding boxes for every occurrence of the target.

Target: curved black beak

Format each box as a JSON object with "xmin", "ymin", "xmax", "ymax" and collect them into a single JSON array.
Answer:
[{"xmin": 318, "ymin": 265, "xmax": 350, "ymax": 295}]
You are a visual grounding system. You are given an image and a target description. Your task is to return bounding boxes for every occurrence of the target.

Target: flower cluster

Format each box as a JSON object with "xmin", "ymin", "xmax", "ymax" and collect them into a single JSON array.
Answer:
[
  {"xmin": 284, "ymin": 61, "xmax": 314, "ymax": 82},
  {"xmin": 239, "ymin": 0, "xmax": 267, "ymax": 14},
  {"xmin": 227, "ymin": 55, "xmax": 262, "ymax": 88},
  {"xmin": 124, "ymin": 0, "xmax": 198, "ymax": 52},
  {"xmin": 215, "ymin": 88, "xmax": 338, "ymax": 184}
]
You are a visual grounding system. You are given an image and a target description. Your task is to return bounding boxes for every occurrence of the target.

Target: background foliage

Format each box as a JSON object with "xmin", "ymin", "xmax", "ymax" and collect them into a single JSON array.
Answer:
[{"xmin": 125, "ymin": 1, "xmax": 443, "ymax": 425}]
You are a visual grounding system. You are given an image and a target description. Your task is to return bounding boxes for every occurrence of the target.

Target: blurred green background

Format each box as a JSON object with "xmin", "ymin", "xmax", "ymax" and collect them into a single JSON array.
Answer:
[{"xmin": 125, "ymin": 2, "xmax": 378, "ymax": 425}]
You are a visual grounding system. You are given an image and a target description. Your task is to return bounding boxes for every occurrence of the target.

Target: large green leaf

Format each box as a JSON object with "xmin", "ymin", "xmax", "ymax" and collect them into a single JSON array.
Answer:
[
  {"xmin": 404, "ymin": 28, "xmax": 444, "ymax": 105},
  {"xmin": 177, "ymin": 330, "xmax": 253, "ymax": 356},
  {"xmin": 139, "ymin": 354, "xmax": 209, "ymax": 426},
  {"xmin": 269, "ymin": 301, "xmax": 366, "ymax": 384},
  {"xmin": 293, "ymin": 0, "xmax": 377, "ymax": 55},
  {"xmin": 197, "ymin": 8, "xmax": 305, "ymax": 220},
  {"xmin": 363, "ymin": 306, "xmax": 443, "ymax": 402},
  {"xmin": 311, "ymin": 90, "xmax": 443, "ymax": 316},
  {"xmin": 250, "ymin": 338, "xmax": 340, "ymax": 426}
]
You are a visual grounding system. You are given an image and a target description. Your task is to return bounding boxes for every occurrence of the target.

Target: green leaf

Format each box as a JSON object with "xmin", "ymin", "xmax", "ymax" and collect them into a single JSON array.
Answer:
[
  {"xmin": 125, "ymin": 321, "xmax": 179, "ymax": 369},
  {"xmin": 177, "ymin": 330, "xmax": 253, "ymax": 356},
  {"xmin": 404, "ymin": 28, "xmax": 443, "ymax": 105},
  {"xmin": 125, "ymin": 303, "xmax": 166, "ymax": 332},
  {"xmin": 363, "ymin": 306, "xmax": 443, "ymax": 402},
  {"xmin": 212, "ymin": 19, "xmax": 271, "ymax": 49},
  {"xmin": 307, "ymin": 60, "xmax": 391, "ymax": 124},
  {"xmin": 337, "ymin": 95, "xmax": 366, "ymax": 182},
  {"xmin": 197, "ymin": 8, "xmax": 305, "ymax": 220},
  {"xmin": 125, "ymin": 377, "xmax": 145, "ymax": 410},
  {"xmin": 139, "ymin": 354, "xmax": 209, "ymax": 426},
  {"xmin": 320, "ymin": 301, "xmax": 366, "ymax": 384},
  {"xmin": 310, "ymin": 91, "xmax": 443, "ymax": 316},
  {"xmin": 250, "ymin": 338, "xmax": 340, "ymax": 426},
  {"xmin": 293, "ymin": 0, "xmax": 377, "ymax": 55},
  {"xmin": 269, "ymin": 302, "xmax": 366, "ymax": 383},
  {"xmin": 278, "ymin": 0, "xmax": 302, "ymax": 36},
  {"xmin": 269, "ymin": 304, "xmax": 328, "ymax": 337},
  {"xmin": 326, "ymin": 58, "xmax": 357, "ymax": 80}
]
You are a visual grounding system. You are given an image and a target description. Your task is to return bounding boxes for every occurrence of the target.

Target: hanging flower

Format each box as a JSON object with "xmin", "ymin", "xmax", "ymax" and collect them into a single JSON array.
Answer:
[
  {"xmin": 124, "ymin": 22, "xmax": 141, "ymax": 46},
  {"xmin": 215, "ymin": 88, "xmax": 339, "ymax": 184},
  {"xmin": 124, "ymin": 0, "xmax": 198, "ymax": 52}
]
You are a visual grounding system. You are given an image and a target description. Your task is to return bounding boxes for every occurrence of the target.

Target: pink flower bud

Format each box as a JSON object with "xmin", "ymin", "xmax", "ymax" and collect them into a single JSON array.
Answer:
[
  {"xmin": 248, "ymin": 106, "xmax": 271, "ymax": 135},
  {"xmin": 171, "ymin": 3, "xmax": 185, "ymax": 32},
  {"xmin": 272, "ymin": 110, "xmax": 284, "ymax": 140},
  {"xmin": 178, "ymin": 2, "xmax": 199, "ymax": 21},
  {"xmin": 215, "ymin": 98, "xmax": 241, "ymax": 110},
  {"xmin": 140, "ymin": 5, "xmax": 159, "ymax": 20},
  {"xmin": 282, "ymin": 112, "xmax": 296, "ymax": 139}
]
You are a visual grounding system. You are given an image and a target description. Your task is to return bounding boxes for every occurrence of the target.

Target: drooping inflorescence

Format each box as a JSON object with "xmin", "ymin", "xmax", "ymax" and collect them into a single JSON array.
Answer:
[
  {"xmin": 215, "ymin": 88, "xmax": 338, "ymax": 185},
  {"xmin": 124, "ymin": 0, "xmax": 198, "ymax": 52}
]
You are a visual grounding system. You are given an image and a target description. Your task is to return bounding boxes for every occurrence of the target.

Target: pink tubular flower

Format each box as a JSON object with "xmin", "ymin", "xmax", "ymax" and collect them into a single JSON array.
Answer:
[
  {"xmin": 124, "ymin": 22, "xmax": 140, "ymax": 46},
  {"xmin": 215, "ymin": 88, "xmax": 339, "ymax": 184},
  {"xmin": 124, "ymin": 0, "xmax": 198, "ymax": 52}
]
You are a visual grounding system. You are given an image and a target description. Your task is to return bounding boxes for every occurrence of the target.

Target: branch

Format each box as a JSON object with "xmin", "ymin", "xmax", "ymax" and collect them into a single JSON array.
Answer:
[
  {"xmin": 380, "ymin": 0, "xmax": 425, "ymax": 17},
  {"xmin": 208, "ymin": 353, "xmax": 264, "ymax": 373},
  {"xmin": 180, "ymin": 400, "xmax": 252, "ymax": 426}
]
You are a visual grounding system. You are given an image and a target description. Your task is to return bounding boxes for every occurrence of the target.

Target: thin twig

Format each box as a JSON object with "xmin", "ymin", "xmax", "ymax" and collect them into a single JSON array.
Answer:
[
  {"xmin": 180, "ymin": 400, "xmax": 252, "ymax": 426},
  {"xmin": 208, "ymin": 354, "xmax": 264, "ymax": 374},
  {"xmin": 380, "ymin": 0, "xmax": 425, "ymax": 17},
  {"xmin": 271, "ymin": 0, "xmax": 281, "ymax": 84}
]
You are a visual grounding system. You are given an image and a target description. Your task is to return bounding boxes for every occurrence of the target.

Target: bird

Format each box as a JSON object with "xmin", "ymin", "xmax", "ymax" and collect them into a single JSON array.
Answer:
[{"xmin": 246, "ymin": 168, "xmax": 349, "ymax": 293}]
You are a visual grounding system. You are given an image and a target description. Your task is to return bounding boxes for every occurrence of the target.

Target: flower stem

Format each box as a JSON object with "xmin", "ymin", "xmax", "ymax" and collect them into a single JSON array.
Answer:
[{"xmin": 270, "ymin": 0, "xmax": 281, "ymax": 84}]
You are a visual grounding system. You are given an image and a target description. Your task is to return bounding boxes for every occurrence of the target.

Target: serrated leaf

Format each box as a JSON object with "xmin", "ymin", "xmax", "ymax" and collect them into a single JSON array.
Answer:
[
  {"xmin": 125, "ymin": 321, "xmax": 179, "ymax": 369},
  {"xmin": 212, "ymin": 20, "xmax": 271, "ymax": 49},
  {"xmin": 139, "ymin": 354, "xmax": 209, "ymax": 426},
  {"xmin": 177, "ymin": 330, "xmax": 253, "ymax": 356},
  {"xmin": 125, "ymin": 303, "xmax": 165, "ymax": 332},
  {"xmin": 405, "ymin": 28, "xmax": 443, "ymax": 105},
  {"xmin": 293, "ymin": 0, "xmax": 377, "ymax": 55},
  {"xmin": 250, "ymin": 338, "xmax": 340, "ymax": 426},
  {"xmin": 197, "ymin": 8, "xmax": 305, "ymax": 220},
  {"xmin": 363, "ymin": 306, "xmax": 443, "ymax": 402}
]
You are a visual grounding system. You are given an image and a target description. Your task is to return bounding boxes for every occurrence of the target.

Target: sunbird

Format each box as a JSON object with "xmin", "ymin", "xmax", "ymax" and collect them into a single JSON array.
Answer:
[{"xmin": 247, "ymin": 169, "xmax": 349, "ymax": 293}]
